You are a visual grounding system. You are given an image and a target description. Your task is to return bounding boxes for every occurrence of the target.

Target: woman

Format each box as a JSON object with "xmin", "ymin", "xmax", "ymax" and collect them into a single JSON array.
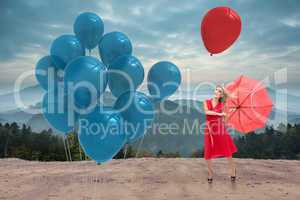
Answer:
[{"xmin": 203, "ymin": 85, "xmax": 237, "ymax": 184}]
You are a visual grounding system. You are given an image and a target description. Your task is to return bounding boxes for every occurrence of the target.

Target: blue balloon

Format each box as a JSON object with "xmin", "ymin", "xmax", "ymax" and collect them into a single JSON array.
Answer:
[
  {"xmin": 35, "ymin": 56, "xmax": 65, "ymax": 90},
  {"xmin": 64, "ymin": 56, "xmax": 107, "ymax": 109},
  {"xmin": 74, "ymin": 12, "xmax": 104, "ymax": 50},
  {"xmin": 114, "ymin": 91, "xmax": 154, "ymax": 143},
  {"xmin": 98, "ymin": 32, "xmax": 132, "ymax": 66},
  {"xmin": 78, "ymin": 106, "xmax": 126, "ymax": 164},
  {"xmin": 108, "ymin": 55, "xmax": 144, "ymax": 97},
  {"xmin": 42, "ymin": 90, "xmax": 77, "ymax": 135},
  {"xmin": 147, "ymin": 61, "xmax": 181, "ymax": 101},
  {"xmin": 50, "ymin": 35, "xmax": 85, "ymax": 65}
]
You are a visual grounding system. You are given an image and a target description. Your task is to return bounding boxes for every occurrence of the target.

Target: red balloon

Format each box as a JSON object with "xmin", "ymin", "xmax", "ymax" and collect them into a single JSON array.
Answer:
[{"xmin": 201, "ymin": 7, "xmax": 242, "ymax": 55}]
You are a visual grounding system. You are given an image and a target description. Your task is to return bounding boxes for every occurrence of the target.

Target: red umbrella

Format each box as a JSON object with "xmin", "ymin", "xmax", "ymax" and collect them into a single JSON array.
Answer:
[{"xmin": 224, "ymin": 75, "xmax": 273, "ymax": 133}]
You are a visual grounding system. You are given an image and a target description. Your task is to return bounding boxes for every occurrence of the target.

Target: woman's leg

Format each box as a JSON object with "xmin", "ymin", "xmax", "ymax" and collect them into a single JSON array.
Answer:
[
  {"xmin": 206, "ymin": 159, "xmax": 213, "ymax": 178},
  {"xmin": 227, "ymin": 156, "xmax": 236, "ymax": 177}
]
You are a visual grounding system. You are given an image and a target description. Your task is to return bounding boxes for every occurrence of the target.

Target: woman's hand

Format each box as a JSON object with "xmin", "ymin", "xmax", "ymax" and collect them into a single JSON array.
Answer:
[
  {"xmin": 229, "ymin": 108, "xmax": 237, "ymax": 113},
  {"xmin": 219, "ymin": 112, "xmax": 227, "ymax": 117},
  {"xmin": 223, "ymin": 86, "xmax": 237, "ymax": 99}
]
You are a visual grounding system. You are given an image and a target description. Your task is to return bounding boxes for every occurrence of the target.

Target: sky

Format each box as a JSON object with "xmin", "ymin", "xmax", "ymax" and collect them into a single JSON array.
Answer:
[{"xmin": 0, "ymin": 0, "xmax": 300, "ymax": 95}]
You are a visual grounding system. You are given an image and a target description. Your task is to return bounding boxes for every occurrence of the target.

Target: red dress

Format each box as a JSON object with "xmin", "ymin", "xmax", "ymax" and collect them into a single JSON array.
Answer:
[{"xmin": 204, "ymin": 98, "xmax": 237, "ymax": 160}]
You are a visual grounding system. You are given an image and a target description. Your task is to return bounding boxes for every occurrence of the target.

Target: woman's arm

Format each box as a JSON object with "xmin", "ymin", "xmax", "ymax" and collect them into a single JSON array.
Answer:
[
  {"xmin": 223, "ymin": 106, "xmax": 236, "ymax": 123},
  {"xmin": 223, "ymin": 86, "xmax": 237, "ymax": 99},
  {"xmin": 203, "ymin": 101, "xmax": 225, "ymax": 116}
]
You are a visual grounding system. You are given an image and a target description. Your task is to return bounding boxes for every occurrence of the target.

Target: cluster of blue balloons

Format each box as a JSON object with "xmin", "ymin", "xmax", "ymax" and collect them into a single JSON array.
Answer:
[{"xmin": 35, "ymin": 12, "xmax": 181, "ymax": 164}]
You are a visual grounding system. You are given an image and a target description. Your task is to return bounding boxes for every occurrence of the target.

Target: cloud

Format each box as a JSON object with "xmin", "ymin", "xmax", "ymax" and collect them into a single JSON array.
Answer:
[{"xmin": 0, "ymin": 0, "xmax": 300, "ymax": 93}]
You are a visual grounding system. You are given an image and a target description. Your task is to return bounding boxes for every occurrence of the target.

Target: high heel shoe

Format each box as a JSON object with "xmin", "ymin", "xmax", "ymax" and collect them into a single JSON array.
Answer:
[
  {"xmin": 230, "ymin": 168, "xmax": 236, "ymax": 182},
  {"xmin": 207, "ymin": 178, "xmax": 213, "ymax": 184},
  {"xmin": 207, "ymin": 172, "xmax": 213, "ymax": 184}
]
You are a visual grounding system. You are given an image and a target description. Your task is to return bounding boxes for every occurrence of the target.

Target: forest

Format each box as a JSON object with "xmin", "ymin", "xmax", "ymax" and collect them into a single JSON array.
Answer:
[{"xmin": 0, "ymin": 122, "xmax": 299, "ymax": 161}]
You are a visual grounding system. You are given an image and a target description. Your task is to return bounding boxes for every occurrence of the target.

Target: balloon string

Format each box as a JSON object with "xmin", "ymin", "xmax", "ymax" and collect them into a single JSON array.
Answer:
[
  {"xmin": 79, "ymin": 140, "xmax": 83, "ymax": 161},
  {"xmin": 63, "ymin": 136, "xmax": 69, "ymax": 161},
  {"xmin": 135, "ymin": 135, "xmax": 145, "ymax": 158},
  {"xmin": 210, "ymin": 53, "xmax": 213, "ymax": 56},
  {"xmin": 123, "ymin": 143, "xmax": 128, "ymax": 159},
  {"xmin": 80, "ymin": 134, "xmax": 87, "ymax": 161},
  {"xmin": 68, "ymin": 138, "xmax": 72, "ymax": 161},
  {"xmin": 76, "ymin": 130, "xmax": 83, "ymax": 161},
  {"xmin": 65, "ymin": 136, "xmax": 72, "ymax": 162}
]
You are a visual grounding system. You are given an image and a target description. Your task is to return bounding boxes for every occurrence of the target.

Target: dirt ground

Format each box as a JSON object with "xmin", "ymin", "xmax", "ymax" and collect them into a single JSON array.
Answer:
[{"xmin": 0, "ymin": 158, "xmax": 299, "ymax": 200}]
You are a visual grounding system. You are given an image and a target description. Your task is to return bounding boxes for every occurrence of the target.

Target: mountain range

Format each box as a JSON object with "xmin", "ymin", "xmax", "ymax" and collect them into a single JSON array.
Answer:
[
  {"xmin": 0, "ymin": 84, "xmax": 299, "ymax": 156},
  {"xmin": 1, "ymin": 84, "xmax": 299, "ymax": 128}
]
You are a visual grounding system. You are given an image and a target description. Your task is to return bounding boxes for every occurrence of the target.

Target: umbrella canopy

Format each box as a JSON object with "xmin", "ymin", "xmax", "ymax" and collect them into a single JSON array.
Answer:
[{"xmin": 224, "ymin": 75, "xmax": 273, "ymax": 133}]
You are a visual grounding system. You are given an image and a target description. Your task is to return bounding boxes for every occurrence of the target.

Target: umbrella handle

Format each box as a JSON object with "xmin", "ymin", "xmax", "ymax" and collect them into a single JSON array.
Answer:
[{"xmin": 223, "ymin": 105, "xmax": 238, "ymax": 123}]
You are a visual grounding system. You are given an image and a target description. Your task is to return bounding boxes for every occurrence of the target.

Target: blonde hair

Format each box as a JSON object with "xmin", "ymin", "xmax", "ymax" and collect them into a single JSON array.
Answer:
[{"xmin": 216, "ymin": 85, "xmax": 228, "ymax": 103}]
